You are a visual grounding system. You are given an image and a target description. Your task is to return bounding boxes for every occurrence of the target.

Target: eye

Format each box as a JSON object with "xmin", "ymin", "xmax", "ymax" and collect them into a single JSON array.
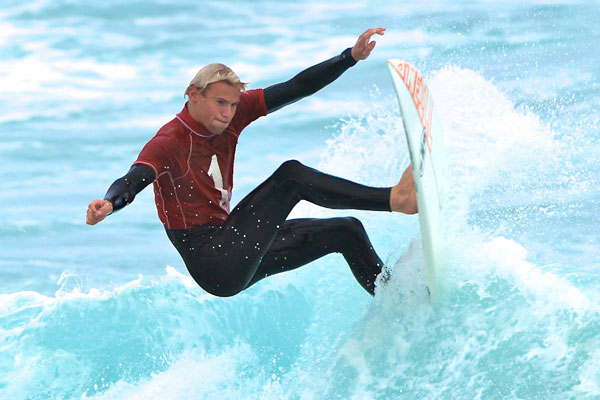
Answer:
[{"xmin": 217, "ymin": 99, "xmax": 227, "ymax": 106}]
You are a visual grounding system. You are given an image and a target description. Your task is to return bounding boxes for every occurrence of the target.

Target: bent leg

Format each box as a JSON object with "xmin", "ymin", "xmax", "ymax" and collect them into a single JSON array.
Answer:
[
  {"xmin": 187, "ymin": 160, "xmax": 390, "ymax": 296},
  {"xmin": 245, "ymin": 217, "xmax": 384, "ymax": 295}
]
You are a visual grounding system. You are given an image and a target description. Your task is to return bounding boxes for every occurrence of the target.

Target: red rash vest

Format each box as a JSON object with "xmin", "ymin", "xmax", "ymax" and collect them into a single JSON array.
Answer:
[{"xmin": 133, "ymin": 89, "xmax": 267, "ymax": 229}]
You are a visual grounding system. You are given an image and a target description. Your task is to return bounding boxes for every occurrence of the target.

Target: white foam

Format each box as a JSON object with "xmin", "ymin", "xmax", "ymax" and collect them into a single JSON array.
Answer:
[
  {"xmin": 573, "ymin": 349, "xmax": 600, "ymax": 396},
  {"xmin": 478, "ymin": 236, "xmax": 592, "ymax": 310},
  {"xmin": 85, "ymin": 345, "xmax": 275, "ymax": 400},
  {"xmin": 268, "ymin": 62, "xmax": 600, "ymax": 398},
  {"xmin": 426, "ymin": 66, "xmax": 560, "ymax": 216}
]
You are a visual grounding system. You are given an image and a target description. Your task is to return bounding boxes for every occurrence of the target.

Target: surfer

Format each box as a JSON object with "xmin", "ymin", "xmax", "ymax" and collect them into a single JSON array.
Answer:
[{"xmin": 86, "ymin": 27, "xmax": 417, "ymax": 297}]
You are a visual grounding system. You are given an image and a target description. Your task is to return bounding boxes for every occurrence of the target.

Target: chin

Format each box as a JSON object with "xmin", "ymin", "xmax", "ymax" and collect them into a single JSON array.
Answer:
[{"xmin": 210, "ymin": 122, "xmax": 229, "ymax": 135}]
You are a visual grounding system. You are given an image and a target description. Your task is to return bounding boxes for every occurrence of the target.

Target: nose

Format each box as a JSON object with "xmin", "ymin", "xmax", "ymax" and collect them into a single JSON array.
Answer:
[{"xmin": 222, "ymin": 105, "xmax": 235, "ymax": 119}]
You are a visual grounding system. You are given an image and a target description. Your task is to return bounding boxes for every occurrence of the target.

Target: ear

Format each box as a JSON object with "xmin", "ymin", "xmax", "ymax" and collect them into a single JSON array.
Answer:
[{"xmin": 188, "ymin": 86, "xmax": 202, "ymax": 102}]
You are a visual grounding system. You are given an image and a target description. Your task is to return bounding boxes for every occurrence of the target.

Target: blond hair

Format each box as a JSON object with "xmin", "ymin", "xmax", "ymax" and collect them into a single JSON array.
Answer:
[{"xmin": 184, "ymin": 63, "xmax": 248, "ymax": 97}]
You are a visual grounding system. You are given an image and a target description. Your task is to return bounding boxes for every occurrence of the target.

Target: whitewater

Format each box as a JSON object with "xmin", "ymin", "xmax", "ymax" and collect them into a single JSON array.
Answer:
[{"xmin": 1, "ymin": 1, "xmax": 599, "ymax": 399}]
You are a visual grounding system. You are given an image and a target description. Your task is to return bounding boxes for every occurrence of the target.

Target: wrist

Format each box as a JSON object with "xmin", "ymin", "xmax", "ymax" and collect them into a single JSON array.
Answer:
[
  {"xmin": 103, "ymin": 199, "xmax": 115, "ymax": 216},
  {"xmin": 342, "ymin": 48, "xmax": 358, "ymax": 66}
]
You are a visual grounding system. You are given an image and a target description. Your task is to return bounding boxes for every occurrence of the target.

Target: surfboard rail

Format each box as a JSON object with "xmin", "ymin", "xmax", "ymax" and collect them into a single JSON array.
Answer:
[{"xmin": 387, "ymin": 59, "xmax": 448, "ymax": 298}]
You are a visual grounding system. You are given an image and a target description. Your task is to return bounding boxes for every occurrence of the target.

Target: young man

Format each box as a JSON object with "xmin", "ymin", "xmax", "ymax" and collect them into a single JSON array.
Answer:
[{"xmin": 86, "ymin": 27, "xmax": 417, "ymax": 297}]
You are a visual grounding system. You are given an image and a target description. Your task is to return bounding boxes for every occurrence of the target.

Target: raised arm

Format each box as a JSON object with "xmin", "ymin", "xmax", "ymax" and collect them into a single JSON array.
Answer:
[
  {"xmin": 86, "ymin": 163, "xmax": 155, "ymax": 225},
  {"xmin": 264, "ymin": 27, "xmax": 385, "ymax": 113}
]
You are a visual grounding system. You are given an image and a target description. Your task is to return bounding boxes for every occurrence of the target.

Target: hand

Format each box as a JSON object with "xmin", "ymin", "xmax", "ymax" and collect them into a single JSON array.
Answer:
[
  {"xmin": 86, "ymin": 199, "xmax": 113, "ymax": 225},
  {"xmin": 350, "ymin": 27, "xmax": 386, "ymax": 61}
]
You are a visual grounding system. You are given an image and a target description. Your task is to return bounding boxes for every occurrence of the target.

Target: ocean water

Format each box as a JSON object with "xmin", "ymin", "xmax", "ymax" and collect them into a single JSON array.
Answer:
[{"xmin": 1, "ymin": 0, "xmax": 599, "ymax": 398}]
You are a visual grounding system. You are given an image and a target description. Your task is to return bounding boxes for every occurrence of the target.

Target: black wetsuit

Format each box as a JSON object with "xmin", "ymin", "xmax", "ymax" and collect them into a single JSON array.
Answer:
[{"xmin": 104, "ymin": 48, "xmax": 392, "ymax": 296}]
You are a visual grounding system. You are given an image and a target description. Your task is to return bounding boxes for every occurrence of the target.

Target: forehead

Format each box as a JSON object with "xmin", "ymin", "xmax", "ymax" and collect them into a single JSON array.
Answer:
[{"xmin": 205, "ymin": 81, "xmax": 241, "ymax": 102}]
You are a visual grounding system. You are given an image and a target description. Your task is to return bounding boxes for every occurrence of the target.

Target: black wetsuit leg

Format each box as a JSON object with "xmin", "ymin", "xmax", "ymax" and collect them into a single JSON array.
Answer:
[
  {"xmin": 245, "ymin": 217, "xmax": 384, "ymax": 294},
  {"xmin": 167, "ymin": 160, "xmax": 391, "ymax": 297}
]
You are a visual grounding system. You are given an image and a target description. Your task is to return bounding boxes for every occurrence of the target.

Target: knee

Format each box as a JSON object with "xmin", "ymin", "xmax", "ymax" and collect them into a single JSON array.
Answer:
[
  {"xmin": 325, "ymin": 216, "xmax": 368, "ymax": 246},
  {"xmin": 272, "ymin": 159, "xmax": 304, "ymax": 184},
  {"xmin": 280, "ymin": 159, "xmax": 303, "ymax": 170},
  {"xmin": 341, "ymin": 216, "xmax": 367, "ymax": 237},
  {"xmin": 340, "ymin": 217, "xmax": 372, "ymax": 246}
]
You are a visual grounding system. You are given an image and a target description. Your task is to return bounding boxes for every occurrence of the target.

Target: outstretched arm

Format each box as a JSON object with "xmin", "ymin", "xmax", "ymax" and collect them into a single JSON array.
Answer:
[
  {"xmin": 86, "ymin": 163, "xmax": 155, "ymax": 225},
  {"xmin": 264, "ymin": 27, "xmax": 385, "ymax": 113}
]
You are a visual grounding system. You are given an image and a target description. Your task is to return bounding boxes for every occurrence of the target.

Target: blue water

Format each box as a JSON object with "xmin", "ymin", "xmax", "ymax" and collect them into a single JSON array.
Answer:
[{"xmin": 1, "ymin": 0, "xmax": 599, "ymax": 398}]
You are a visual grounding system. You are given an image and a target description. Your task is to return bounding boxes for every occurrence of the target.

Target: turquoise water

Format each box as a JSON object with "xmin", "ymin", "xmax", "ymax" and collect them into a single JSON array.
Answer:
[{"xmin": 1, "ymin": 0, "xmax": 599, "ymax": 398}]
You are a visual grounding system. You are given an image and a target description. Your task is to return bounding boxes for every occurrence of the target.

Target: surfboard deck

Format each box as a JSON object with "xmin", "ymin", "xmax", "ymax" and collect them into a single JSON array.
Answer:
[{"xmin": 387, "ymin": 60, "xmax": 448, "ymax": 299}]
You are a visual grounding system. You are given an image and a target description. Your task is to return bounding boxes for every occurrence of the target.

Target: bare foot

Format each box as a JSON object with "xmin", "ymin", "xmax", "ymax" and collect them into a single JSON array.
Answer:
[{"xmin": 390, "ymin": 165, "xmax": 418, "ymax": 214}]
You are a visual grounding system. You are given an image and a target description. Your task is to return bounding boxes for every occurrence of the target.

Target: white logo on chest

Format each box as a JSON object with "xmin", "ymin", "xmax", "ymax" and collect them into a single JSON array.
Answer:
[{"xmin": 208, "ymin": 154, "xmax": 230, "ymax": 211}]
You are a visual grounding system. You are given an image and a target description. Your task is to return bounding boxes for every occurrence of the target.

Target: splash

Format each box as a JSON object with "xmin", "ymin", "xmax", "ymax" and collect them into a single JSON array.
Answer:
[
  {"xmin": 0, "ymin": 267, "xmax": 314, "ymax": 399},
  {"xmin": 2, "ymin": 67, "xmax": 599, "ymax": 399},
  {"xmin": 278, "ymin": 66, "xmax": 600, "ymax": 399}
]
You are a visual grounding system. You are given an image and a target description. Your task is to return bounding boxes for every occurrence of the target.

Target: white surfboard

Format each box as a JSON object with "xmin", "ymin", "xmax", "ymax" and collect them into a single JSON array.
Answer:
[{"xmin": 387, "ymin": 60, "xmax": 448, "ymax": 299}]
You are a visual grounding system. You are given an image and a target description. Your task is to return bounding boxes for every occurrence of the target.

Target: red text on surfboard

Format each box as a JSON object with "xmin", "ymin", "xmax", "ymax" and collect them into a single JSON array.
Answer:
[{"xmin": 390, "ymin": 61, "xmax": 434, "ymax": 154}]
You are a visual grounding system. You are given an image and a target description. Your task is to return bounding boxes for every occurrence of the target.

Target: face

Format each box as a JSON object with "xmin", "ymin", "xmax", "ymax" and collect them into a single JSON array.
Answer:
[{"xmin": 189, "ymin": 81, "xmax": 241, "ymax": 135}]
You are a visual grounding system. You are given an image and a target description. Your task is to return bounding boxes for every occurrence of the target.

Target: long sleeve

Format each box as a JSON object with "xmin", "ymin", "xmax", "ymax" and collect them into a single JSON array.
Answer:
[
  {"xmin": 263, "ymin": 48, "xmax": 357, "ymax": 114},
  {"xmin": 104, "ymin": 163, "xmax": 156, "ymax": 213}
]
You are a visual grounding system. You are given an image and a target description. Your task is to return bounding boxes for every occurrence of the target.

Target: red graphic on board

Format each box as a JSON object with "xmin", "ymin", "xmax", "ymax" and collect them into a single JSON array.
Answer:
[{"xmin": 391, "ymin": 61, "xmax": 434, "ymax": 153}]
